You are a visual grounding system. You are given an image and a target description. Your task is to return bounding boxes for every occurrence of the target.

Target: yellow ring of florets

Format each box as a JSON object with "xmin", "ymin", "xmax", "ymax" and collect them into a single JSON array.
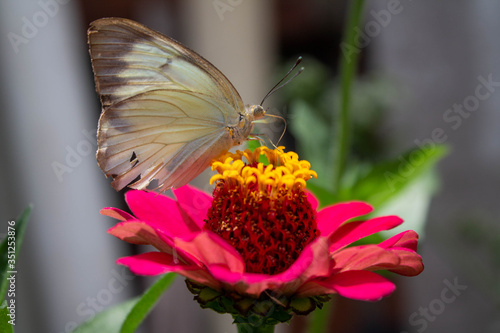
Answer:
[{"xmin": 210, "ymin": 146, "xmax": 317, "ymax": 192}]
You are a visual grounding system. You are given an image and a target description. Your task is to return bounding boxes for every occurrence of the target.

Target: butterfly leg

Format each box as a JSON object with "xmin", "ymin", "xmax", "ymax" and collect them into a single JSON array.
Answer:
[{"xmin": 247, "ymin": 133, "xmax": 283, "ymax": 151}]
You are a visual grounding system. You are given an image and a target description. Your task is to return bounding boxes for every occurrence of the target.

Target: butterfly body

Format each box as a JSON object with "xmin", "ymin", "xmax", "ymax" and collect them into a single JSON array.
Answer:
[{"xmin": 88, "ymin": 18, "xmax": 265, "ymax": 191}]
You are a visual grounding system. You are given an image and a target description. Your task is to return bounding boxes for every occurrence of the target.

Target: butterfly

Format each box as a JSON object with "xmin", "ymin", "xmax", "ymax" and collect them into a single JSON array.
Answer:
[{"xmin": 88, "ymin": 18, "xmax": 300, "ymax": 192}]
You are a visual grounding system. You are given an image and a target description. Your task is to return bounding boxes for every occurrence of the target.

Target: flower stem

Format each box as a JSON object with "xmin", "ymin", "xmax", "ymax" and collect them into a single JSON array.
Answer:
[
  {"xmin": 236, "ymin": 323, "xmax": 275, "ymax": 333},
  {"xmin": 331, "ymin": 0, "xmax": 366, "ymax": 194},
  {"xmin": 309, "ymin": 300, "xmax": 333, "ymax": 333}
]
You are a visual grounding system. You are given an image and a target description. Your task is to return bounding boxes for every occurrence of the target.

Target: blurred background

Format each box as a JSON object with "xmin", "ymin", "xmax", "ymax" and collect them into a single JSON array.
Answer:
[{"xmin": 1, "ymin": 0, "xmax": 499, "ymax": 332}]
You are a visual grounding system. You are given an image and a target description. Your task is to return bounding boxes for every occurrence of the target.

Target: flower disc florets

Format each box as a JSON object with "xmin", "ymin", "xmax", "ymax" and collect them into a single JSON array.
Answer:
[{"xmin": 205, "ymin": 146, "xmax": 319, "ymax": 275}]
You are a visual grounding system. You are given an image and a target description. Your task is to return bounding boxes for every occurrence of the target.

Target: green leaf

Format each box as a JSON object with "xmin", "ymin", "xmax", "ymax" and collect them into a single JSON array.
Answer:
[
  {"xmin": 247, "ymin": 140, "xmax": 261, "ymax": 151},
  {"xmin": 0, "ymin": 300, "xmax": 14, "ymax": 333},
  {"xmin": 290, "ymin": 100, "xmax": 332, "ymax": 185},
  {"xmin": 120, "ymin": 273, "xmax": 176, "ymax": 333},
  {"xmin": 377, "ymin": 168, "xmax": 439, "ymax": 238},
  {"xmin": 73, "ymin": 298, "xmax": 139, "ymax": 333},
  {"xmin": 73, "ymin": 273, "xmax": 176, "ymax": 333},
  {"xmin": 0, "ymin": 205, "xmax": 32, "ymax": 301},
  {"xmin": 340, "ymin": 144, "xmax": 448, "ymax": 208}
]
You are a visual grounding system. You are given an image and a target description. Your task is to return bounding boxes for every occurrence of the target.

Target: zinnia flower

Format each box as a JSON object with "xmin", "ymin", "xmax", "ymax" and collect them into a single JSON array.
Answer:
[{"xmin": 102, "ymin": 147, "xmax": 423, "ymax": 323}]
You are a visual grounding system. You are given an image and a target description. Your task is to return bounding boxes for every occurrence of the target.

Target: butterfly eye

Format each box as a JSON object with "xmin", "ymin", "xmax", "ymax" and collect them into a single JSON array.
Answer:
[{"xmin": 252, "ymin": 105, "xmax": 265, "ymax": 119}]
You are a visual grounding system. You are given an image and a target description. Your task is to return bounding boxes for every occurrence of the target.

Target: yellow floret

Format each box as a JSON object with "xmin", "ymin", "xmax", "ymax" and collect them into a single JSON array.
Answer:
[{"xmin": 209, "ymin": 146, "xmax": 317, "ymax": 193}]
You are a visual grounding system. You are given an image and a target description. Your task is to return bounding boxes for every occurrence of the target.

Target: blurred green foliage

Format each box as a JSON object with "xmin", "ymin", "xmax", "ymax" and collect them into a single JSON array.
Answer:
[
  {"xmin": 280, "ymin": 57, "xmax": 448, "ymax": 237},
  {"xmin": 74, "ymin": 273, "xmax": 176, "ymax": 333}
]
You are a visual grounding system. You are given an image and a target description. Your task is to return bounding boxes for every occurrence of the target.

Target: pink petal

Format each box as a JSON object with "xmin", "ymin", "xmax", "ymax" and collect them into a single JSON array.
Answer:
[
  {"xmin": 174, "ymin": 232, "xmax": 245, "ymax": 274},
  {"xmin": 378, "ymin": 231, "xmax": 424, "ymax": 276},
  {"xmin": 207, "ymin": 237, "xmax": 331, "ymax": 297},
  {"xmin": 385, "ymin": 249, "xmax": 424, "ymax": 276},
  {"xmin": 379, "ymin": 230, "xmax": 419, "ymax": 251},
  {"xmin": 118, "ymin": 252, "xmax": 182, "ymax": 275},
  {"xmin": 100, "ymin": 207, "xmax": 135, "ymax": 221},
  {"xmin": 118, "ymin": 252, "xmax": 221, "ymax": 290},
  {"xmin": 207, "ymin": 265, "xmax": 271, "ymax": 296},
  {"xmin": 317, "ymin": 202, "xmax": 373, "ymax": 237},
  {"xmin": 208, "ymin": 264, "xmax": 302, "ymax": 297},
  {"xmin": 306, "ymin": 190, "xmax": 319, "ymax": 210},
  {"xmin": 331, "ymin": 245, "xmax": 400, "ymax": 273},
  {"xmin": 125, "ymin": 190, "xmax": 199, "ymax": 238},
  {"xmin": 298, "ymin": 271, "xmax": 395, "ymax": 301},
  {"xmin": 279, "ymin": 237, "xmax": 331, "ymax": 294},
  {"xmin": 293, "ymin": 280, "xmax": 331, "ymax": 298},
  {"xmin": 328, "ymin": 215, "xmax": 403, "ymax": 253},
  {"xmin": 173, "ymin": 185, "xmax": 212, "ymax": 229},
  {"xmin": 108, "ymin": 221, "xmax": 175, "ymax": 254}
]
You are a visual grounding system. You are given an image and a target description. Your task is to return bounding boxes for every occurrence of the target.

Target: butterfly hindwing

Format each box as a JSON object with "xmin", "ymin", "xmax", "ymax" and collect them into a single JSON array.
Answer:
[{"xmin": 97, "ymin": 88, "xmax": 238, "ymax": 191}]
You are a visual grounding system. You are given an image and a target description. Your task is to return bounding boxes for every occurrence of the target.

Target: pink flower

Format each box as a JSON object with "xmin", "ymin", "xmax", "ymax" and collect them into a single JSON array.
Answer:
[
  {"xmin": 102, "ymin": 147, "xmax": 423, "ymax": 317},
  {"xmin": 104, "ymin": 187, "xmax": 422, "ymax": 297}
]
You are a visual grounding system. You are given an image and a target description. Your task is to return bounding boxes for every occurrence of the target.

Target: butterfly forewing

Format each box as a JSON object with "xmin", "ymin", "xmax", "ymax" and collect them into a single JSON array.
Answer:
[
  {"xmin": 89, "ymin": 18, "xmax": 244, "ymax": 109},
  {"xmin": 88, "ymin": 18, "xmax": 246, "ymax": 191}
]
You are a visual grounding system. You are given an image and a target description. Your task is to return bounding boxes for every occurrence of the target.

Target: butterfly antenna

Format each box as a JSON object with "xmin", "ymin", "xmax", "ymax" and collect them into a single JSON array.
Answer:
[{"xmin": 260, "ymin": 56, "xmax": 304, "ymax": 106}]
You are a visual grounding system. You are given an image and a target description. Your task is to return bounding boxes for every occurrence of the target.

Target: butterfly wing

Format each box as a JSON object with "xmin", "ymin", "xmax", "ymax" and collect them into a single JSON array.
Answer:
[{"xmin": 88, "ymin": 18, "xmax": 245, "ymax": 191}]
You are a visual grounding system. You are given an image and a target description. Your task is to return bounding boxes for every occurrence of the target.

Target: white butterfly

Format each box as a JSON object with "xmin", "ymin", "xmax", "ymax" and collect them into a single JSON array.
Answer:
[{"xmin": 88, "ymin": 18, "xmax": 268, "ymax": 192}]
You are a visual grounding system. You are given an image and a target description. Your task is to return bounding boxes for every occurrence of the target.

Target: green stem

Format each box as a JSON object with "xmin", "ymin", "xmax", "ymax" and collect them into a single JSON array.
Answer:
[
  {"xmin": 315, "ymin": 0, "xmax": 366, "ymax": 331},
  {"xmin": 235, "ymin": 323, "xmax": 275, "ymax": 333},
  {"xmin": 331, "ymin": 0, "xmax": 366, "ymax": 194},
  {"xmin": 309, "ymin": 300, "xmax": 333, "ymax": 333}
]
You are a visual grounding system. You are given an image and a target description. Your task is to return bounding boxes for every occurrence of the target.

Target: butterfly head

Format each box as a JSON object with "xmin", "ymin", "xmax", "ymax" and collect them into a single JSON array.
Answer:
[
  {"xmin": 238, "ymin": 104, "xmax": 265, "ymax": 126},
  {"xmin": 242, "ymin": 104, "xmax": 266, "ymax": 127},
  {"xmin": 228, "ymin": 105, "xmax": 266, "ymax": 145},
  {"xmin": 249, "ymin": 105, "xmax": 266, "ymax": 120}
]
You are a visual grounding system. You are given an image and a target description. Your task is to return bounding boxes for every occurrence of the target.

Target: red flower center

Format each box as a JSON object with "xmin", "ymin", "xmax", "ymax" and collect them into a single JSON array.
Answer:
[{"xmin": 204, "ymin": 150, "xmax": 319, "ymax": 275}]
